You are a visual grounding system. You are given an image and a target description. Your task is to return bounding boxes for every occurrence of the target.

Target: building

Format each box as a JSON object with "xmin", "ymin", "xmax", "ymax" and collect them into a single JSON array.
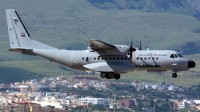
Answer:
[
  {"xmin": 71, "ymin": 77, "xmax": 99, "ymax": 83},
  {"xmin": 19, "ymin": 86, "xmax": 28, "ymax": 94},
  {"xmin": 0, "ymin": 104, "xmax": 72, "ymax": 112},
  {"xmin": 79, "ymin": 97, "xmax": 109, "ymax": 105},
  {"xmin": 174, "ymin": 100, "xmax": 191, "ymax": 109},
  {"xmin": 119, "ymin": 99, "xmax": 136, "ymax": 108}
]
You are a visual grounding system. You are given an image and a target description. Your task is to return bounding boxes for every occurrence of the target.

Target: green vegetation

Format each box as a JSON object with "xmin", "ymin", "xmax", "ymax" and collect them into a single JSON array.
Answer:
[{"xmin": 0, "ymin": 0, "xmax": 199, "ymax": 84}]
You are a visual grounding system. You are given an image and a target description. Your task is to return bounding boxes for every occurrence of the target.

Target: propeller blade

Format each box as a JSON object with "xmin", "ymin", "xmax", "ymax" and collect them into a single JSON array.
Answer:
[
  {"xmin": 139, "ymin": 40, "xmax": 142, "ymax": 50},
  {"xmin": 129, "ymin": 39, "xmax": 135, "ymax": 58}
]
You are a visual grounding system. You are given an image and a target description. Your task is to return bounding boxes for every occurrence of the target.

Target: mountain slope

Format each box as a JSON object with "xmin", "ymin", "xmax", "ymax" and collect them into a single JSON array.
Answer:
[{"xmin": 88, "ymin": 0, "xmax": 200, "ymax": 20}]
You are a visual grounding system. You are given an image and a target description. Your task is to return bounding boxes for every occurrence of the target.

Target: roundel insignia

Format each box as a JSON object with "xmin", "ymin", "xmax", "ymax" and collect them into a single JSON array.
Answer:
[{"xmin": 57, "ymin": 54, "xmax": 60, "ymax": 58}]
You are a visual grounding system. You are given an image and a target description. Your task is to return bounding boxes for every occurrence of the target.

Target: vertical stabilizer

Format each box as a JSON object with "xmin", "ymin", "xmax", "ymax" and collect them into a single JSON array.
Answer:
[
  {"xmin": 6, "ymin": 9, "xmax": 55, "ymax": 51},
  {"xmin": 6, "ymin": 9, "xmax": 32, "ymax": 49}
]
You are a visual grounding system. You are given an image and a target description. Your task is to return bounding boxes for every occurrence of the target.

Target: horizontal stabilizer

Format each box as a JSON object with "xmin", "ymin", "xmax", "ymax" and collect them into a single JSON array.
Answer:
[{"xmin": 7, "ymin": 48, "xmax": 32, "ymax": 52}]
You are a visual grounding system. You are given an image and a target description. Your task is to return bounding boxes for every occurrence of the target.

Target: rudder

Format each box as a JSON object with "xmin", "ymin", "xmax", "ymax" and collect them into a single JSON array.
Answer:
[{"xmin": 6, "ymin": 9, "xmax": 32, "ymax": 49}]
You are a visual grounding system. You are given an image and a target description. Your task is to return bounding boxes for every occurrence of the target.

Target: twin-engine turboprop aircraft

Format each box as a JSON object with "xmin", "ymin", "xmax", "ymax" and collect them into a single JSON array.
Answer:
[{"xmin": 6, "ymin": 9, "xmax": 196, "ymax": 80}]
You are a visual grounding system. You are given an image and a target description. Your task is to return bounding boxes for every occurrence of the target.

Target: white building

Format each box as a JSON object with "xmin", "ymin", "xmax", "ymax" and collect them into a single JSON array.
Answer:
[
  {"xmin": 33, "ymin": 101, "xmax": 63, "ymax": 109},
  {"xmin": 174, "ymin": 100, "xmax": 191, "ymax": 109},
  {"xmin": 94, "ymin": 83, "xmax": 106, "ymax": 89},
  {"xmin": 167, "ymin": 85, "xmax": 174, "ymax": 91},
  {"xmin": 79, "ymin": 97, "xmax": 109, "ymax": 105}
]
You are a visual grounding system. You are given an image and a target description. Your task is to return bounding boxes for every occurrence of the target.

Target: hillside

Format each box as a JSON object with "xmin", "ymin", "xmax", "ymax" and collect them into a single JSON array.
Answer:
[
  {"xmin": 88, "ymin": 0, "xmax": 200, "ymax": 20},
  {"xmin": 0, "ymin": 0, "xmax": 199, "ymax": 84}
]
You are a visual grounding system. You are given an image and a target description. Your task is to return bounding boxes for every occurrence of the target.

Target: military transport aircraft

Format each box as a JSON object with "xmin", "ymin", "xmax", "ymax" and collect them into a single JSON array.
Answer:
[{"xmin": 6, "ymin": 9, "xmax": 196, "ymax": 80}]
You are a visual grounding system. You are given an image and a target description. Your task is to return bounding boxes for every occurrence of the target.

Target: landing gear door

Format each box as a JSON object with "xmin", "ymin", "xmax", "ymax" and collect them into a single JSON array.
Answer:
[{"xmin": 73, "ymin": 52, "xmax": 82, "ymax": 66}]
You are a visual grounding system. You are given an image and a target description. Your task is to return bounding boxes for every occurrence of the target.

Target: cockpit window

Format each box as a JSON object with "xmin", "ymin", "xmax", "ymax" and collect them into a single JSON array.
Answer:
[
  {"xmin": 170, "ymin": 54, "xmax": 175, "ymax": 58},
  {"xmin": 177, "ymin": 54, "xmax": 183, "ymax": 58},
  {"xmin": 174, "ymin": 54, "xmax": 178, "ymax": 58},
  {"xmin": 170, "ymin": 54, "xmax": 183, "ymax": 58}
]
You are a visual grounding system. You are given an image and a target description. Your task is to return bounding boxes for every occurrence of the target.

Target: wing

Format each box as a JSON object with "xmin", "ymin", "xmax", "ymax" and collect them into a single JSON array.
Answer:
[{"xmin": 88, "ymin": 39, "xmax": 116, "ymax": 51}]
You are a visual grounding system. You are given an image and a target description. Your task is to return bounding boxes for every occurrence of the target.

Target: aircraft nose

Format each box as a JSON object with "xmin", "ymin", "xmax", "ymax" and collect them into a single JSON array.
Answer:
[{"xmin": 188, "ymin": 60, "xmax": 196, "ymax": 68}]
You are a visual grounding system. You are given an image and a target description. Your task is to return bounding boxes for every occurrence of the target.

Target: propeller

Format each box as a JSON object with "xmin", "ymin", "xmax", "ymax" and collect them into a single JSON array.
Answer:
[
  {"xmin": 139, "ymin": 40, "xmax": 142, "ymax": 50},
  {"xmin": 129, "ymin": 39, "xmax": 136, "ymax": 58}
]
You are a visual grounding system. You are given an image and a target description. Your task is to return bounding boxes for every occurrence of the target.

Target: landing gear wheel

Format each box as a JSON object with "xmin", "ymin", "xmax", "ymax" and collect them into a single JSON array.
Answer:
[
  {"xmin": 172, "ymin": 73, "xmax": 177, "ymax": 78},
  {"xmin": 108, "ymin": 73, "xmax": 115, "ymax": 78},
  {"xmin": 114, "ymin": 73, "xmax": 120, "ymax": 80},
  {"xmin": 100, "ymin": 72, "xmax": 106, "ymax": 78},
  {"xmin": 105, "ymin": 73, "xmax": 110, "ymax": 79}
]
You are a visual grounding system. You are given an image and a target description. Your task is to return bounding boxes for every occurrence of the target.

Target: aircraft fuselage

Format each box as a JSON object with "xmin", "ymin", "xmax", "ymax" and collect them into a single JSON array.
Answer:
[{"xmin": 33, "ymin": 49, "xmax": 189, "ymax": 74}]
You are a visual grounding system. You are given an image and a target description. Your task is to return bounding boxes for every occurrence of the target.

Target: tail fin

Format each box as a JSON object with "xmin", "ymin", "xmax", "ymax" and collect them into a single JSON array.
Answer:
[{"xmin": 6, "ymin": 9, "xmax": 54, "ymax": 52}]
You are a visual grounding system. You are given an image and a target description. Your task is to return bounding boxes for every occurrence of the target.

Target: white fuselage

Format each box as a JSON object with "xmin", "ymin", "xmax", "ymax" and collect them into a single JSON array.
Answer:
[{"xmin": 33, "ymin": 49, "xmax": 189, "ymax": 74}]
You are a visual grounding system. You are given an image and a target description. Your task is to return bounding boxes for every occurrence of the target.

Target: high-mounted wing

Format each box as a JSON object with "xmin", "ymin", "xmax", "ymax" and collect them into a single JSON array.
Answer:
[
  {"xmin": 88, "ymin": 39, "xmax": 116, "ymax": 51},
  {"xmin": 88, "ymin": 39, "xmax": 130, "ymax": 55}
]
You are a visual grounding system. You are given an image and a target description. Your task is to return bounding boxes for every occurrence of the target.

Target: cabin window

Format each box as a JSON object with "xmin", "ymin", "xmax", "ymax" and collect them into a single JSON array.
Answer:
[
  {"xmin": 105, "ymin": 58, "xmax": 108, "ymax": 60},
  {"xmin": 125, "ymin": 58, "xmax": 127, "ymax": 60},
  {"xmin": 156, "ymin": 57, "xmax": 158, "ymax": 60},
  {"xmin": 113, "ymin": 58, "xmax": 115, "ymax": 60},
  {"xmin": 144, "ymin": 57, "xmax": 147, "ymax": 60},
  {"xmin": 152, "ymin": 57, "xmax": 154, "ymax": 60},
  {"xmin": 137, "ymin": 57, "xmax": 139, "ymax": 60},
  {"xmin": 148, "ymin": 57, "xmax": 151, "ymax": 60},
  {"xmin": 82, "ymin": 57, "xmax": 84, "ymax": 60},
  {"xmin": 98, "ymin": 57, "xmax": 100, "ymax": 60},
  {"xmin": 86, "ymin": 57, "xmax": 89, "ymax": 61},
  {"xmin": 94, "ymin": 57, "xmax": 96, "ymax": 60},
  {"xmin": 102, "ymin": 57, "xmax": 104, "ymax": 60},
  {"xmin": 109, "ymin": 58, "xmax": 112, "ymax": 60},
  {"xmin": 121, "ymin": 58, "xmax": 123, "ymax": 60},
  {"xmin": 140, "ymin": 57, "xmax": 143, "ymax": 60},
  {"xmin": 117, "ymin": 58, "xmax": 119, "ymax": 60}
]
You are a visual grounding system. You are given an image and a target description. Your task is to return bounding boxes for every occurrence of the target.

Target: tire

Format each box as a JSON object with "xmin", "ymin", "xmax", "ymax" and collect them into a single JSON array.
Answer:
[
  {"xmin": 172, "ymin": 73, "xmax": 177, "ymax": 78},
  {"xmin": 106, "ymin": 73, "xmax": 110, "ymax": 79},
  {"xmin": 108, "ymin": 73, "xmax": 115, "ymax": 78},
  {"xmin": 115, "ymin": 73, "xmax": 120, "ymax": 80},
  {"xmin": 100, "ymin": 72, "xmax": 106, "ymax": 78}
]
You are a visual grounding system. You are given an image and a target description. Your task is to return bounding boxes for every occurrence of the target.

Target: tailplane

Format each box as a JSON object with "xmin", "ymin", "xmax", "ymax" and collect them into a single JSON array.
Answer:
[{"xmin": 6, "ymin": 9, "xmax": 55, "ymax": 52}]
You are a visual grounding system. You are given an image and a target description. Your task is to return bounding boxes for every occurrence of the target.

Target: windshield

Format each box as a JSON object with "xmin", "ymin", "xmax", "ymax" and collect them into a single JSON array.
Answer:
[{"xmin": 177, "ymin": 54, "xmax": 184, "ymax": 58}]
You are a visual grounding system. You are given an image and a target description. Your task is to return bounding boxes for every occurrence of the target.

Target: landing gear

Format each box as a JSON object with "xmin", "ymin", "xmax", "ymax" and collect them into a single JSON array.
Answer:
[
  {"xmin": 100, "ymin": 72, "xmax": 106, "ymax": 78},
  {"xmin": 172, "ymin": 73, "xmax": 177, "ymax": 78},
  {"xmin": 100, "ymin": 72, "xmax": 121, "ymax": 80},
  {"xmin": 107, "ymin": 72, "xmax": 115, "ymax": 79},
  {"xmin": 114, "ymin": 73, "xmax": 120, "ymax": 80}
]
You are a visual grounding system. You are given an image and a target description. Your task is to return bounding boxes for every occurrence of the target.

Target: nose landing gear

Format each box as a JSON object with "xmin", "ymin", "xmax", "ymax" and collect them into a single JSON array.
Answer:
[
  {"xmin": 172, "ymin": 73, "xmax": 177, "ymax": 78},
  {"xmin": 100, "ymin": 72, "xmax": 121, "ymax": 80}
]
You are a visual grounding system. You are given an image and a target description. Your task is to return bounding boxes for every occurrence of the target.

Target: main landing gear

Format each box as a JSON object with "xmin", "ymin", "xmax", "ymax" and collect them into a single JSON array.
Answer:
[
  {"xmin": 100, "ymin": 72, "xmax": 120, "ymax": 80},
  {"xmin": 172, "ymin": 72, "xmax": 177, "ymax": 78}
]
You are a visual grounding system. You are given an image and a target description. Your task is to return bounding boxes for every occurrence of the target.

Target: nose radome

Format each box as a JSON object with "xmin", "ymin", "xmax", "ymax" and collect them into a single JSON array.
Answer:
[{"xmin": 188, "ymin": 60, "xmax": 196, "ymax": 68}]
